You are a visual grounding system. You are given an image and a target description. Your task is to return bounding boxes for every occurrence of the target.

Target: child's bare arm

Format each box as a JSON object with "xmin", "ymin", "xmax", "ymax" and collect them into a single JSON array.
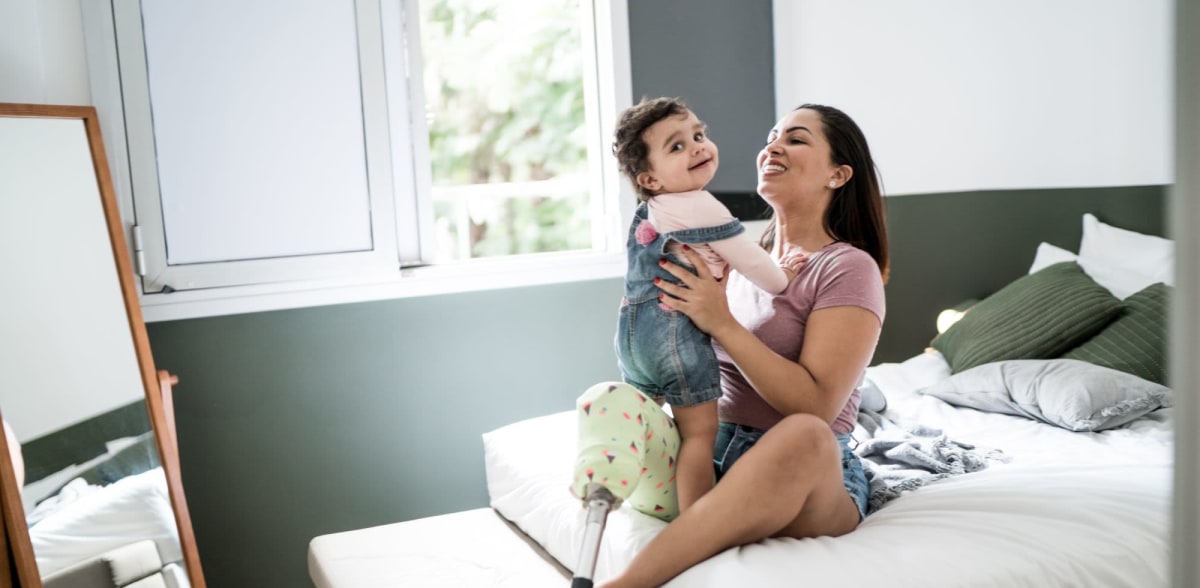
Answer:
[{"xmin": 670, "ymin": 401, "xmax": 719, "ymax": 513}]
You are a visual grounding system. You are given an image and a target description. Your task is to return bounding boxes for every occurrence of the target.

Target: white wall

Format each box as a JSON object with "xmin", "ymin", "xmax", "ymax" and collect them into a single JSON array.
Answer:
[
  {"xmin": 773, "ymin": 0, "xmax": 1173, "ymax": 196},
  {"xmin": 0, "ymin": 0, "xmax": 91, "ymax": 105},
  {"xmin": 0, "ymin": 117, "xmax": 146, "ymax": 441},
  {"xmin": 0, "ymin": 0, "xmax": 143, "ymax": 441}
]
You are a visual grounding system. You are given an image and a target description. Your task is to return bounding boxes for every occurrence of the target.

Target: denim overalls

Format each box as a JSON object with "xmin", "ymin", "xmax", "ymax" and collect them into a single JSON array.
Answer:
[{"xmin": 615, "ymin": 202, "xmax": 745, "ymax": 407}]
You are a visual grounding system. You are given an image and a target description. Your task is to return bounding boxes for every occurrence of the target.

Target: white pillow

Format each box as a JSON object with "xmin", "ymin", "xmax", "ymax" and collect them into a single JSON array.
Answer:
[
  {"xmin": 1028, "ymin": 239, "xmax": 1164, "ymax": 300},
  {"xmin": 1076, "ymin": 257, "xmax": 1160, "ymax": 300},
  {"xmin": 1079, "ymin": 213, "xmax": 1174, "ymax": 286},
  {"xmin": 28, "ymin": 468, "xmax": 182, "ymax": 576},
  {"xmin": 1027, "ymin": 242, "xmax": 1077, "ymax": 274}
]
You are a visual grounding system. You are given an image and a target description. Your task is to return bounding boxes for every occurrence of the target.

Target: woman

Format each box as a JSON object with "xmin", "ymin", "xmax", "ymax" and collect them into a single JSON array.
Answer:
[{"xmin": 598, "ymin": 104, "xmax": 888, "ymax": 588}]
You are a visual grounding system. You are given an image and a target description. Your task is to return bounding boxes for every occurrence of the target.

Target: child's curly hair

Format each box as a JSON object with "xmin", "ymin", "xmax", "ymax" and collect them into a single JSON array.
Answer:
[{"xmin": 612, "ymin": 96, "xmax": 691, "ymax": 201}]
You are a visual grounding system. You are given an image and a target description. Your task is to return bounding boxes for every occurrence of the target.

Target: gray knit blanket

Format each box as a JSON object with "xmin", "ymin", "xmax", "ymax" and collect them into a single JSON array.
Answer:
[{"xmin": 852, "ymin": 383, "xmax": 1009, "ymax": 514}]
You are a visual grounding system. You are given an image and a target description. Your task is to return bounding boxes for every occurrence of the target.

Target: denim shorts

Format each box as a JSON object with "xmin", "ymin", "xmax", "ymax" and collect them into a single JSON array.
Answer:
[
  {"xmin": 614, "ymin": 300, "xmax": 723, "ymax": 407},
  {"xmin": 713, "ymin": 422, "xmax": 869, "ymax": 520}
]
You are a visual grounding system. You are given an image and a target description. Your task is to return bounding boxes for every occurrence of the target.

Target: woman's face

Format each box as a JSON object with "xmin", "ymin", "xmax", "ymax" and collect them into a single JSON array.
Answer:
[{"xmin": 756, "ymin": 108, "xmax": 844, "ymax": 203}]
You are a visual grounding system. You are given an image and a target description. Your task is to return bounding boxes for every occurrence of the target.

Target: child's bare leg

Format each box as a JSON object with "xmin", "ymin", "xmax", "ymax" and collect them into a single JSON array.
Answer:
[{"xmin": 669, "ymin": 401, "xmax": 717, "ymax": 513}]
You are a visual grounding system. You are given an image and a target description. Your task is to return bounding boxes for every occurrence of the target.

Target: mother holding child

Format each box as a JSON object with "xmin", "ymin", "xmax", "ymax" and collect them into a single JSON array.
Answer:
[{"xmin": 572, "ymin": 97, "xmax": 889, "ymax": 587}]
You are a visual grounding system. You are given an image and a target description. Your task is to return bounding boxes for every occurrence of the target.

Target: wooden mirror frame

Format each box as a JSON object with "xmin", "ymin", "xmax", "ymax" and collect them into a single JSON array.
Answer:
[{"xmin": 0, "ymin": 103, "xmax": 205, "ymax": 588}]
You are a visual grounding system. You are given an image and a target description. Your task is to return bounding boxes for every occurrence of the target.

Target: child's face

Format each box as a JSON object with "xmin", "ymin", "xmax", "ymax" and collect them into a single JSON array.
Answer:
[{"xmin": 636, "ymin": 110, "xmax": 718, "ymax": 195}]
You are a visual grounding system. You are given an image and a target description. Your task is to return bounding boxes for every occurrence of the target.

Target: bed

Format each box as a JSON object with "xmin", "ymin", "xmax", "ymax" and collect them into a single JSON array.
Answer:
[
  {"xmin": 308, "ymin": 508, "xmax": 571, "ymax": 587},
  {"xmin": 483, "ymin": 212, "xmax": 1175, "ymax": 587},
  {"xmin": 311, "ymin": 212, "xmax": 1175, "ymax": 587},
  {"xmin": 485, "ymin": 349, "xmax": 1172, "ymax": 586},
  {"xmin": 20, "ymin": 430, "xmax": 191, "ymax": 588}
]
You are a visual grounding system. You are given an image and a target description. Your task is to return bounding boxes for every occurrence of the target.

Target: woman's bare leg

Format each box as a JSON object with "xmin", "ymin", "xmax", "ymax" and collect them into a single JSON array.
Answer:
[{"xmin": 598, "ymin": 414, "xmax": 861, "ymax": 588}]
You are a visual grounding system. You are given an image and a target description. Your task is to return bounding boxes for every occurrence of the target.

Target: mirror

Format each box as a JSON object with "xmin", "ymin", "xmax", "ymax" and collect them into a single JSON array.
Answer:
[{"xmin": 0, "ymin": 104, "xmax": 205, "ymax": 588}]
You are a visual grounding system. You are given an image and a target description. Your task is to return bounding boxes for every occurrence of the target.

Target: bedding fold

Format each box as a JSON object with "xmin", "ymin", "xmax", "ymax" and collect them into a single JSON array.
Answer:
[{"xmin": 853, "ymin": 407, "xmax": 1009, "ymax": 514}]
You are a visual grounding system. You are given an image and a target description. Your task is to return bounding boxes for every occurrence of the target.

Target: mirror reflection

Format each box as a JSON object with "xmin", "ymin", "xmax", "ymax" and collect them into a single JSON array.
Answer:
[{"xmin": 0, "ymin": 105, "xmax": 202, "ymax": 588}]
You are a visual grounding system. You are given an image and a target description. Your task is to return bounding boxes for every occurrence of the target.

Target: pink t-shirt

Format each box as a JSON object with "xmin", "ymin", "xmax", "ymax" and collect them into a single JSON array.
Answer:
[{"xmin": 714, "ymin": 242, "xmax": 885, "ymax": 435}]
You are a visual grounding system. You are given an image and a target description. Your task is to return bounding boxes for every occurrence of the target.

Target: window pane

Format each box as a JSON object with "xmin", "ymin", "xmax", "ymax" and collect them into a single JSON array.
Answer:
[
  {"xmin": 141, "ymin": 0, "xmax": 374, "ymax": 264},
  {"xmin": 419, "ymin": 0, "xmax": 591, "ymax": 261}
]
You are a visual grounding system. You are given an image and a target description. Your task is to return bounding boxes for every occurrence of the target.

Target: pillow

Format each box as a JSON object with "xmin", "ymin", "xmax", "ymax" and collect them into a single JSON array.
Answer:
[
  {"xmin": 1062, "ymin": 282, "xmax": 1170, "ymax": 385},
  {"xmin": 28, "ymin": 468, "xmax": 182, "ymax": 576},
  {"xmin": 1029, "ymin": 240, "xmax": 1161, "ymax": 300},
  {"xmin": 1028, "ymin": 242, "xmax": 1077, "ymax": 274},
  {"xmin": 1076, "ymin": 256, "xmax": 1160, "ymax": 300},
  {"xmin": 931, "ymin": 261, "xmax": 1124, "ymax": 373},
  {"xmin": 1080, "ymin": 213, "xmax": 1174, "ymax": 286},
  {"xmin": 917, "ymin": 359, "xmax": 1171, "ymax": 432},
  {"xmin": 75, "ymin": 432, "xmax": 160, "ymax": 487}
]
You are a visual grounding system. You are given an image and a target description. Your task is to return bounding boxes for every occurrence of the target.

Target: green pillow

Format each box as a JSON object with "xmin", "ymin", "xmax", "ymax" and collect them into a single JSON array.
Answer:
[
  {"xmin": 932, "ymin": 262, "xmax": 1124, "ymax": 373},
  {"xmin": 1061, "ymin": 282, "xmax": 1169, "ymax": 385}
]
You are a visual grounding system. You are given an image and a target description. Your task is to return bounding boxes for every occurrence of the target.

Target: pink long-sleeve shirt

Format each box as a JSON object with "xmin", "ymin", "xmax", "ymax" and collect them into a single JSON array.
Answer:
[{"xmin": 647, "ymin": 190, "xmax": 791, "ymax": 294}]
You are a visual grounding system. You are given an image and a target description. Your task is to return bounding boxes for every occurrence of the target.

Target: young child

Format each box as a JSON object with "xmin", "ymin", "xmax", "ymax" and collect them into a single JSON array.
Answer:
[{"xmin": 572, "ymin": 97, "xmax": 802, "ymax": 521}]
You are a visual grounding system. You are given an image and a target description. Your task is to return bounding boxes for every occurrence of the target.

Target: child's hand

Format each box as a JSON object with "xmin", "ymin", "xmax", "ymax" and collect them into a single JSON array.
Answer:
[{"xmin": 780, "ymin": 252, "xmax": 808, "ymax": 282}]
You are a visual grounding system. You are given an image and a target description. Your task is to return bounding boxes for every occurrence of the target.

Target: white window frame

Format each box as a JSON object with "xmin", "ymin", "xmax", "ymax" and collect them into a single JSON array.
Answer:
[{"xmin": 81, "ymin": 0, "xmax": 633, "ymax": 322}]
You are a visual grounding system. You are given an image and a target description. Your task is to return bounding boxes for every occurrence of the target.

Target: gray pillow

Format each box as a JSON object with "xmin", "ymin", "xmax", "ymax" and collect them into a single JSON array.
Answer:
[{"xmin": 917, "ymin": 359, "xmax": 1170, "ymax": 432}]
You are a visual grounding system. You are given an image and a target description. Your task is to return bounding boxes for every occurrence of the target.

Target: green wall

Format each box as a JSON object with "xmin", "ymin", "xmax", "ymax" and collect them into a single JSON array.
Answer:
[
  {"xmin": 627, "ymin": 0, "xmax": 775, "ymax": 194},
  {"xmin": 147, "ymin": 279, "xmax": 623, "ymax": 587},
  {"xmin": 877, "ymin": 185, "xmax": 1166, "ymax": 362}
]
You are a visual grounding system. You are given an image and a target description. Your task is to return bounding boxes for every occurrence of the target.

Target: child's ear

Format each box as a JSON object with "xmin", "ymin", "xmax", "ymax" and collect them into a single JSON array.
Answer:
[{"xmin": 636, "ymin": 172, "xmax": 660, "ymax": 193}]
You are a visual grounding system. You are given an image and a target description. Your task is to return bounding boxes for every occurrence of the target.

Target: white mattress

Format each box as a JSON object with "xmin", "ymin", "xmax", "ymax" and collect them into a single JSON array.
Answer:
[
  {"xmin": 308, "ymin": 508, "xmax": 569, "ymax": 588},
  {"xmin": 483, "ymin": 351, "xmax": 1174, "ymax": 587}
]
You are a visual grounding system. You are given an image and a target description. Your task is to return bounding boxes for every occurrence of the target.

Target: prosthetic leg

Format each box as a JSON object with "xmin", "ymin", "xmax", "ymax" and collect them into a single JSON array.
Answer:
[
  {"xmin": 570, "ymin": 382, "xmax": 681, "ymax": 586},
  {"xmin": 571, "ymin": 483, "xmax": 619, "ymax": 587}
]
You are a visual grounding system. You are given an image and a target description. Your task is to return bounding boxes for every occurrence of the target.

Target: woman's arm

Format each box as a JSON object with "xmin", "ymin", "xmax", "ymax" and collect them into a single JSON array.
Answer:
[
  {"xmin": 722, "ymin": 305, "xmax": 878, "ymax": 422},
  {"xmin": 655, "ymin": 247, "xmax": 879, "ymax": 424}
]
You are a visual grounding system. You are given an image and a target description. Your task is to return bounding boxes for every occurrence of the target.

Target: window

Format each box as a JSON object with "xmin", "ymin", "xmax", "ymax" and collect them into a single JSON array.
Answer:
[
  {"xmin": 81, "ymin": 0, "xmax": 633, "ymax": 320},
  {"xmin": 419, "ymin": 0, "xmax": 595, "ymax": 262}
]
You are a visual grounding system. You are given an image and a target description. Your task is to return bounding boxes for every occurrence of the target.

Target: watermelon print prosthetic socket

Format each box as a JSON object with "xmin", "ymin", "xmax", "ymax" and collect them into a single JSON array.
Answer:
[{"xmin": 572, "ymin": 382, "xmax": 682, "ymax": 522}]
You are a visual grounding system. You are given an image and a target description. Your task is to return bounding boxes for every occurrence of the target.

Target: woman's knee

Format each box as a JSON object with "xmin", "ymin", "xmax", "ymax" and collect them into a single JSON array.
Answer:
[{"xmin": 762, "ymin": 414, "xmax": 839, "ymax": 464}]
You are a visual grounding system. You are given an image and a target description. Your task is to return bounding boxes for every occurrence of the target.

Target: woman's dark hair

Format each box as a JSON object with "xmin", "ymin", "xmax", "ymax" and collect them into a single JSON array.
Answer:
[
  {"xmin": 759, "ymin": 104, "xmax": 890, "ymax": 283},
  {"xmin": 612, "ymin": 96, "xmax": 690, "ymax": 201}
]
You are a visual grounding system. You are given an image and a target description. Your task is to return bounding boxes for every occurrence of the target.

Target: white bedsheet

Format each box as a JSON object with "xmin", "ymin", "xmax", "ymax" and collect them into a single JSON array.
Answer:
[
  {"xmin": 308, "ymin": 508, "xmax": 569, "ymax": 588},
  {"xmin": 27, "ymin": 467, "xmax": 183, "ymax": 578},
  {"xmin": 483, "ymin": 351, "xmax": 1173, "ymax": 587}
]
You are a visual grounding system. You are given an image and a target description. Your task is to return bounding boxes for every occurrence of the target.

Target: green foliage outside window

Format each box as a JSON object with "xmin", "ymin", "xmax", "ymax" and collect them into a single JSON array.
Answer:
[{"xmin": 420, "ymin": 0, "xmax": 592, "ymax": 260}]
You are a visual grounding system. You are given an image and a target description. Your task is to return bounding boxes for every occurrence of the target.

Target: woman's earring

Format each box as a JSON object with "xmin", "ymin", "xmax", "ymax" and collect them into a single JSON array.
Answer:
[{"xmin": 828, "ymin": 181, "xmax": 837, "ymax": 188}]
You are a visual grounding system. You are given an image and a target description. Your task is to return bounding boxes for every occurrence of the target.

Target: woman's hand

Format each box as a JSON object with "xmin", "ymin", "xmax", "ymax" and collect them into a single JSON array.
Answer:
[{"xmin": 655, "ymin": 246, "xmax": 737, "ymax": 339}]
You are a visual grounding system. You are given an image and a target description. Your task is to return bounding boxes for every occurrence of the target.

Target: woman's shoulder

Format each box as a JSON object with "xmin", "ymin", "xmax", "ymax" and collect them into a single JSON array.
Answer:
[
  {"xmin": 806, "ymin": 243, "xmax": 886, "ymax": 319},
  {"xmin": 811, "ymin": 242, "xmax": 879, "ymax": 276}
]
